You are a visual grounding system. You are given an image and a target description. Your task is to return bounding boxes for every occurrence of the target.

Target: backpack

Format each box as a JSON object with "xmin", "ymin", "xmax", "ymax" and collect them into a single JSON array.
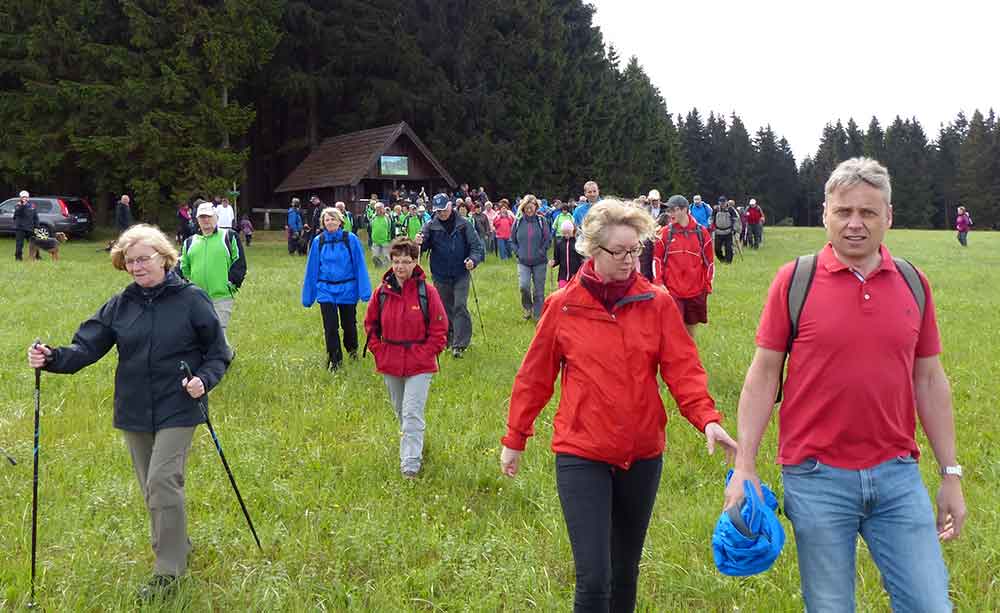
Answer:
[
  {"xmin": 661, "ymin": 224, "xmax": 709, "ymax": 269},
  {"xmin": 363, "ymin": 279, "xmax": 430, "ymax": 357},
  {"xmin": 317, "ymin": 232, "xmax": 356, "ymax": 285},
  {"xmin": 775, "ymin": 253, "xmax": 926, "ymax": 402},
  {"xmin": 714, "ymin": 209, "xmax": 736, "ymax": 231}
]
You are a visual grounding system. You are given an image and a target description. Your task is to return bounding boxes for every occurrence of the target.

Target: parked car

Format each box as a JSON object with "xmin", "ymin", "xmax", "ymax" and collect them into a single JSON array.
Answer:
[{"xmin": 0, "ymin": 196, "xmax": 94, "ymax": 237}]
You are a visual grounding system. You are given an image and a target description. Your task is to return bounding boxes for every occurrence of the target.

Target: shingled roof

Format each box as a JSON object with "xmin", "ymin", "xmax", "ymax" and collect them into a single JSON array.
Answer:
[{"xmin": 274, "ymin": 122, "xmax": 455, "ymax": 193}]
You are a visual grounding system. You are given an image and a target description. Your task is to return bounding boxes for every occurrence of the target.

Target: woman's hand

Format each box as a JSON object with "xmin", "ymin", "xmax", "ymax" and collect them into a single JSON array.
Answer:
[
  {"xmin": 27, "ymin": 342, "xmax": 51, "ymax": 369},
  {"xmin": 500, "ymin": 446, "xmax": 523, "ymax": 478},
  {"xmin": 705, "ymin": 422, "xmax": 738, "ymax": 464},
  {"xmin": 182, "ymin": 376, "xmax": 205, "ymax": 399}
]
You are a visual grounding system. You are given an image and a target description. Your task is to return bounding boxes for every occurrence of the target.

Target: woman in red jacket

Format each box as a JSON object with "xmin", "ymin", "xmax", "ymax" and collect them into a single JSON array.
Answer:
[
  {"xmin": 499, "ymin": 199, "xmax": 737, "ymax": 613},
  {"xmin": 364, "ymin": 238, "xmax": 449, "ymax": 478}
]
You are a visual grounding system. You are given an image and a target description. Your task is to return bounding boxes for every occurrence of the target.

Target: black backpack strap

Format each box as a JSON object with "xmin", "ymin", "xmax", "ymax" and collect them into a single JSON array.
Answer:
[
  {"xmin": 892, "ymin": 257, "xmax": 926, "ymax": 318},
  {"xmin": 417, "ymin": 280, "xmax": 430, "ymax": 340},
  {"xmin": 776, "ymin": 254, "xmax": 818, "ymax": 404}
]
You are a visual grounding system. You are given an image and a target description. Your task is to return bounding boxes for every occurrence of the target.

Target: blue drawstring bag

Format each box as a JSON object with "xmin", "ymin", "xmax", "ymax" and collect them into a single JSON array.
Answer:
[{"xmin": 711, "ymin": 469, "xmax": 785, "ymax": 576}]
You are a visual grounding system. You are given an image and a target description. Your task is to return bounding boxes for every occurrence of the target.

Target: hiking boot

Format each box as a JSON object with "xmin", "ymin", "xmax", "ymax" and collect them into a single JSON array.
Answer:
[
  {"xmin": 523, "ymin": 308, "xmax": 532, "ymax": 320},
  {"xmin": 137, "ymin": 575, "xmax": 178, "ymax": 602},
  {"xmin": 452, "ymin": 347, "xmax": 464, "ymax": 359},
  {"xmin": 402, "ymin": 469, "xmax": 420, "ymax": 480}
]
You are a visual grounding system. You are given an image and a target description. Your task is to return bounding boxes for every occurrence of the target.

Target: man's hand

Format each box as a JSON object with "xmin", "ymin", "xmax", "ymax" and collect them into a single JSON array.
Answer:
[
  {"xmin": 548, "ymin": 259, "xmax": 556, "ymax": 268},
  {"xmin": 182, "ymin": 376, "xmax": 206, "ymax": 399},
  {"xmin": 464, "ymin": 258, "xmax": 475, "ymax": 270},
  {"xmin": 936, "ymin": 477, "xmax": 967, "ymax": 541},
  {"xmin": 723, "ymin": 468, "xmax": 763, "ymax": 511},
  {"xmin": 414, "ymin": 233, "xmax": 424, "ymax": 246},
  {"xmin": 705, "ymin": 422, "xmax": 737, "ymax": 464},
  {"xmin": 500, "ymin": 446, "xmax": 522, "ymax": 478}
]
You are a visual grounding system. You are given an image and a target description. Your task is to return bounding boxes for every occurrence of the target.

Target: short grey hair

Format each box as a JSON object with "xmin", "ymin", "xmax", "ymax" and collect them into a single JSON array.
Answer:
[
  {"xmin": 575, "ymin": 198, "xmax": 656, "ymax": 258},
  {"xmin": 825, "ymin": 157, "xmax": 892, "ymax": 205}
]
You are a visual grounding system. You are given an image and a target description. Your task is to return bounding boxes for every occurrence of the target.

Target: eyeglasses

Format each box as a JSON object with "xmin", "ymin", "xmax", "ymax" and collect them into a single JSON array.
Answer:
[
  {"xmin": 391, "ymin": 259, "xmax": 416, "ymax": 266},
  {"xmin": 598, "ymin": 244, "xmax": 642, "ymax": 261},
  {"xmin": 124, "ymin": 254, "xmax": 160, "ymax": 268}
]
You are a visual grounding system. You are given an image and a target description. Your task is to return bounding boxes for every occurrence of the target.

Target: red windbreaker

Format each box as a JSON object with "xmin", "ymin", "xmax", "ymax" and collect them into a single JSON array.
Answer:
[
  {"xmin": 364, "ymin": 266, "xmax": 448, "ymax": 377},
  {"xmin": 746, "ymin": 206, "xmax": 764, "ymax": 225},
  {"xmin": 652, "ymin": 219, "xmax": 714, "ymax": 298},
  {"xmin": 502, "ymin": 270, "xmax": 722, "ymax": 469}
]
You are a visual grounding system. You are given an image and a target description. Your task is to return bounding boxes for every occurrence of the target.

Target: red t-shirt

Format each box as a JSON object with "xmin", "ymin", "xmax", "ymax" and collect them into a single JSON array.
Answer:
[{"xmin": 756, "ymin": 243, "xmax": 941, "ymax": 469}]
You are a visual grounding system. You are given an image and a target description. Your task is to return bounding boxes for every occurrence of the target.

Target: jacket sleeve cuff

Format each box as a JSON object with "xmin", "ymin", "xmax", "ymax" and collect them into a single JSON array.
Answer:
[
  {"xmin": 501, "ymin": 431, "xmax": 527, "ymax": 451},
  {"xmin": 692, "ymin": 412, "xmax": 723, "ymax": 433}
]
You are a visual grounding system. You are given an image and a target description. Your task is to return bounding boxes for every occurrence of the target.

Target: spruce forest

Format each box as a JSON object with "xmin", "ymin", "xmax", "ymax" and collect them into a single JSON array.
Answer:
[{"xmin": 1, "ymin": 0, "xmax": 997, "ymax": 229}]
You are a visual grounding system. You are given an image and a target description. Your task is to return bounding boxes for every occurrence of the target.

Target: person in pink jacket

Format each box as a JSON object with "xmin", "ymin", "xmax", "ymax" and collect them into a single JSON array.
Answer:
[
  {"xmin": 955, "ymin": 206, "xmax": 972, "ymax": 247},
  {"xmin": 493, "ymin": 200, "xmax": 516, "ymax": 260}
]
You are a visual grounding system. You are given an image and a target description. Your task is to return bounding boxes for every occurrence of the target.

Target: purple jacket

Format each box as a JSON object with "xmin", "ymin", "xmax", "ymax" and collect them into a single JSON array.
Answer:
[{"xmin": 956, "ymin": 213, "xmax": 972, "ymax": 232}]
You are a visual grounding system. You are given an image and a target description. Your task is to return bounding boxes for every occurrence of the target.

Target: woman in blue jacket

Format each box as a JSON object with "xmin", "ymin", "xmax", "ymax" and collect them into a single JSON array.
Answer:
[{"xmin": 302, "ymin": 208, "xmax": 372, "ymax": 370}]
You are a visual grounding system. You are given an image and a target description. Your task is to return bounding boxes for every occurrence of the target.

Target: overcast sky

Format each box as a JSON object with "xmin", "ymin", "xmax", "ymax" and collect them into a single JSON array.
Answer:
[{"xmin": 588, "ymin": 0, "xmax": 1000, "ymax": 164}]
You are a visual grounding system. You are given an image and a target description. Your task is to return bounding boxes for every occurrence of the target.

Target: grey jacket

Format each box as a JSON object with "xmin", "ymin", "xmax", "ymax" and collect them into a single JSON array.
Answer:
[{"xmin": 510, "ymin": 214, "xmax": 552, "ymax": 266}]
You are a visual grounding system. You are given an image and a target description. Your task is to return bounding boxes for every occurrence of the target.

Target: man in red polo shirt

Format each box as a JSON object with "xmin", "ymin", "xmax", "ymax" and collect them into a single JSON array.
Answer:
[
  {"xmin": 724, "ymin": 157, "xmax": 965, "ymax": 612},
  {"xmin": 652, "ymin": 194, "xmax": 714, "ymax": 338}
]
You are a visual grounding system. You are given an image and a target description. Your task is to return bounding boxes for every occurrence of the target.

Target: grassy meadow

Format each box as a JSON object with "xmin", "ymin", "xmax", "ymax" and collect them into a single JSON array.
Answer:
[{"xmin": 0, "ymin": 227, "xmax": 997, "ymax": 612}]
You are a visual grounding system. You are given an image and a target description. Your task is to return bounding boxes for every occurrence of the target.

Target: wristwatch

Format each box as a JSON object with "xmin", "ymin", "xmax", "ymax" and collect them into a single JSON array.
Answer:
[{"xmin": 940, "ymin": 465, "xmax": 963, "ymax": 478}]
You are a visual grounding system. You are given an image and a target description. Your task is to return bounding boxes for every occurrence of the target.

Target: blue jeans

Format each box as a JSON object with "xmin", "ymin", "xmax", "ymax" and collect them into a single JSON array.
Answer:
[
  {"xmin": 497, "ymin": 238, "xmax": 511, "ymax": 260},
  {"xmin": 518, "ymin": 262, "xmax": 547, "ymax": 318},
  {"xmin": 782, "ymin": 456, "xmax": 951, "ymax": 613}
]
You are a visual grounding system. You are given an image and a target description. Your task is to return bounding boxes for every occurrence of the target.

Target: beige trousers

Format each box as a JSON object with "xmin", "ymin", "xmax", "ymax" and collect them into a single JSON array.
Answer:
[{"xmin": 123, "ymin": 426, "xmax": 196, "ymax": 576}]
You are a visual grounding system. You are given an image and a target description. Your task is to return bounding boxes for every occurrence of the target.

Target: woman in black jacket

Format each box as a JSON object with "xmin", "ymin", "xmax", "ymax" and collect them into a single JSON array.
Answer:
[
  {"xmin": 549, "ymin": 219, "xmax": 584, "ymax": 288},
  {"xmin": 27, "ymin": 224, "xmax": 230, "ymax": 600}
]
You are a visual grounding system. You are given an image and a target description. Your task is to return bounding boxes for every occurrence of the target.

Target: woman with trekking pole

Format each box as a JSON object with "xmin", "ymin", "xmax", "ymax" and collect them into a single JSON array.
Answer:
[
  {"xmin": 499, "ymin": 199, "xmax": 737, "ymax": 613},
  {"xmin": 364, "ymin": 238, "xmax": 448, "ymax": 479},
  {"xmin": 26, "ymin": 224, "xmax": 230, "ymax": 601},
  {"xmin": 302, "ymin": 207, "xmax": 372, "ymax": 371}
]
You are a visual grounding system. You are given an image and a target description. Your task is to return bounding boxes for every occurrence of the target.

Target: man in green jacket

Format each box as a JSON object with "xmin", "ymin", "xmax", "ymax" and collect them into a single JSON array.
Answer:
[
  {"xmin": 180, "ymin": 201, "xmax": 247, "ymax": 359},
  {"xmin": 369, "ymin": 202, "xmax": 393, "ymax": 267}
]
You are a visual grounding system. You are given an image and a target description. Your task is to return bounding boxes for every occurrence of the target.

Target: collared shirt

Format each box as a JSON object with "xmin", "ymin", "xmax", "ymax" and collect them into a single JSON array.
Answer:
[{"xmin": 756, "ymin": 243, "xmax": 940, "ymax": 470}]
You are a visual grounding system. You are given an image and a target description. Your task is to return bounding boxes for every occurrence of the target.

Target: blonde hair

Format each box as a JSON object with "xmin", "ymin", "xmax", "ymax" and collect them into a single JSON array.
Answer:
[
  {"xmin": 519, "ymin": 194, "xmax": 539, "ymax": 211},
  {"xmin": 320, "ymin": 207, "xmax": 343, "ymax": 225},
  {"xmin": 575, "ymin": 198, "xmax": 656, "ymax": 257},
  {"xmin": 110, "ymin": 224, "xmax": 179, "ymax": 271}
]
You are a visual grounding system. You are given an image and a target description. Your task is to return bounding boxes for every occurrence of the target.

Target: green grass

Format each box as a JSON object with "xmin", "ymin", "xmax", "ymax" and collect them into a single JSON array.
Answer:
[{"xmin": 0, "ymin": 228, "xmax": 997, "ymax": 612}]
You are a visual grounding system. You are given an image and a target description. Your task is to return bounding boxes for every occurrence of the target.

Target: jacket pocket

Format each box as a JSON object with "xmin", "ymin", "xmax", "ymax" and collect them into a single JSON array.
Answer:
[{"xmin": 895, "ymin": 454, "xmax": 917, "ymax": 464}]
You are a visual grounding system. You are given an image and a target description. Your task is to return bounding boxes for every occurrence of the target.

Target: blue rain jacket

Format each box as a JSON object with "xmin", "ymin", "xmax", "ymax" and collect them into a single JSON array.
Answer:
[
  {"xmin": 712, "ymin": 470, "xmax": 785, "ymax": 576},
  {"xmin": 302, "ymin": 230, "xmax": 372, "ymax": 306}
]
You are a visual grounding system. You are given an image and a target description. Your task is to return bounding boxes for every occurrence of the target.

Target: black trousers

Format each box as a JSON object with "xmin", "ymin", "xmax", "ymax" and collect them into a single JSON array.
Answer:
[
  {"xmin": 714, "ymin": 232, "xmax": 733, "ymax": 263},
  {"xmin": 556, "ymin": 454, "xmax": 663, "ymax": 613},
  {"xmin": 14, "ymin": 230, "xmax": 29, "ymax": 260},
  {"xmin": 319, "ymin": 302, "xmax": 358, "ymax": 368}
]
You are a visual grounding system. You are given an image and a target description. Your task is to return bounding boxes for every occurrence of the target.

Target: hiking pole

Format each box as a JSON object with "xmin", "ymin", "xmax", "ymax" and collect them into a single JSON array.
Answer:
[
  {"xmin": 734, "ymin": 236, "xmax": 744, "ymax": 262},
  {"xmin": 28, "ymin": 339, "xmax": 41, "ymax": 608},
  {"xmin": 178, "ymin": 361, "xmax": 262, "ymax": 550},
  {"xmin": 468, "ymin": 270, "xmax": 488, "ymax": 345},
  {"xmin": 0, "ymin": 446, "xmax": 15, "ymax": 465}
]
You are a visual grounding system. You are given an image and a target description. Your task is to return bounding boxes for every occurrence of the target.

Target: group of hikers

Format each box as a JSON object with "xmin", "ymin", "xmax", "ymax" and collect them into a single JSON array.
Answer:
[{"xmin": 22, "ymin": 157, "xmax": 967, "ymax": 612}]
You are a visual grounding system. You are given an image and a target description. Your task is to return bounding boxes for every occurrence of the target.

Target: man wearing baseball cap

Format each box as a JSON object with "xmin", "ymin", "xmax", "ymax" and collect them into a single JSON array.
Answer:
[
  {"xmin": 652, "ymin": 195, "xmax": 714, "ymax": 338},
  {"xmin": 414, "ymin": 193, "xmax": 484, "ymax": 358},
  {"xmin": 13, "ymin": 190, "xmax": 38, "ymax": 261},
  {"xmin": 180, "ymin": 200, "xmax": 247, "ymax": 360}
]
